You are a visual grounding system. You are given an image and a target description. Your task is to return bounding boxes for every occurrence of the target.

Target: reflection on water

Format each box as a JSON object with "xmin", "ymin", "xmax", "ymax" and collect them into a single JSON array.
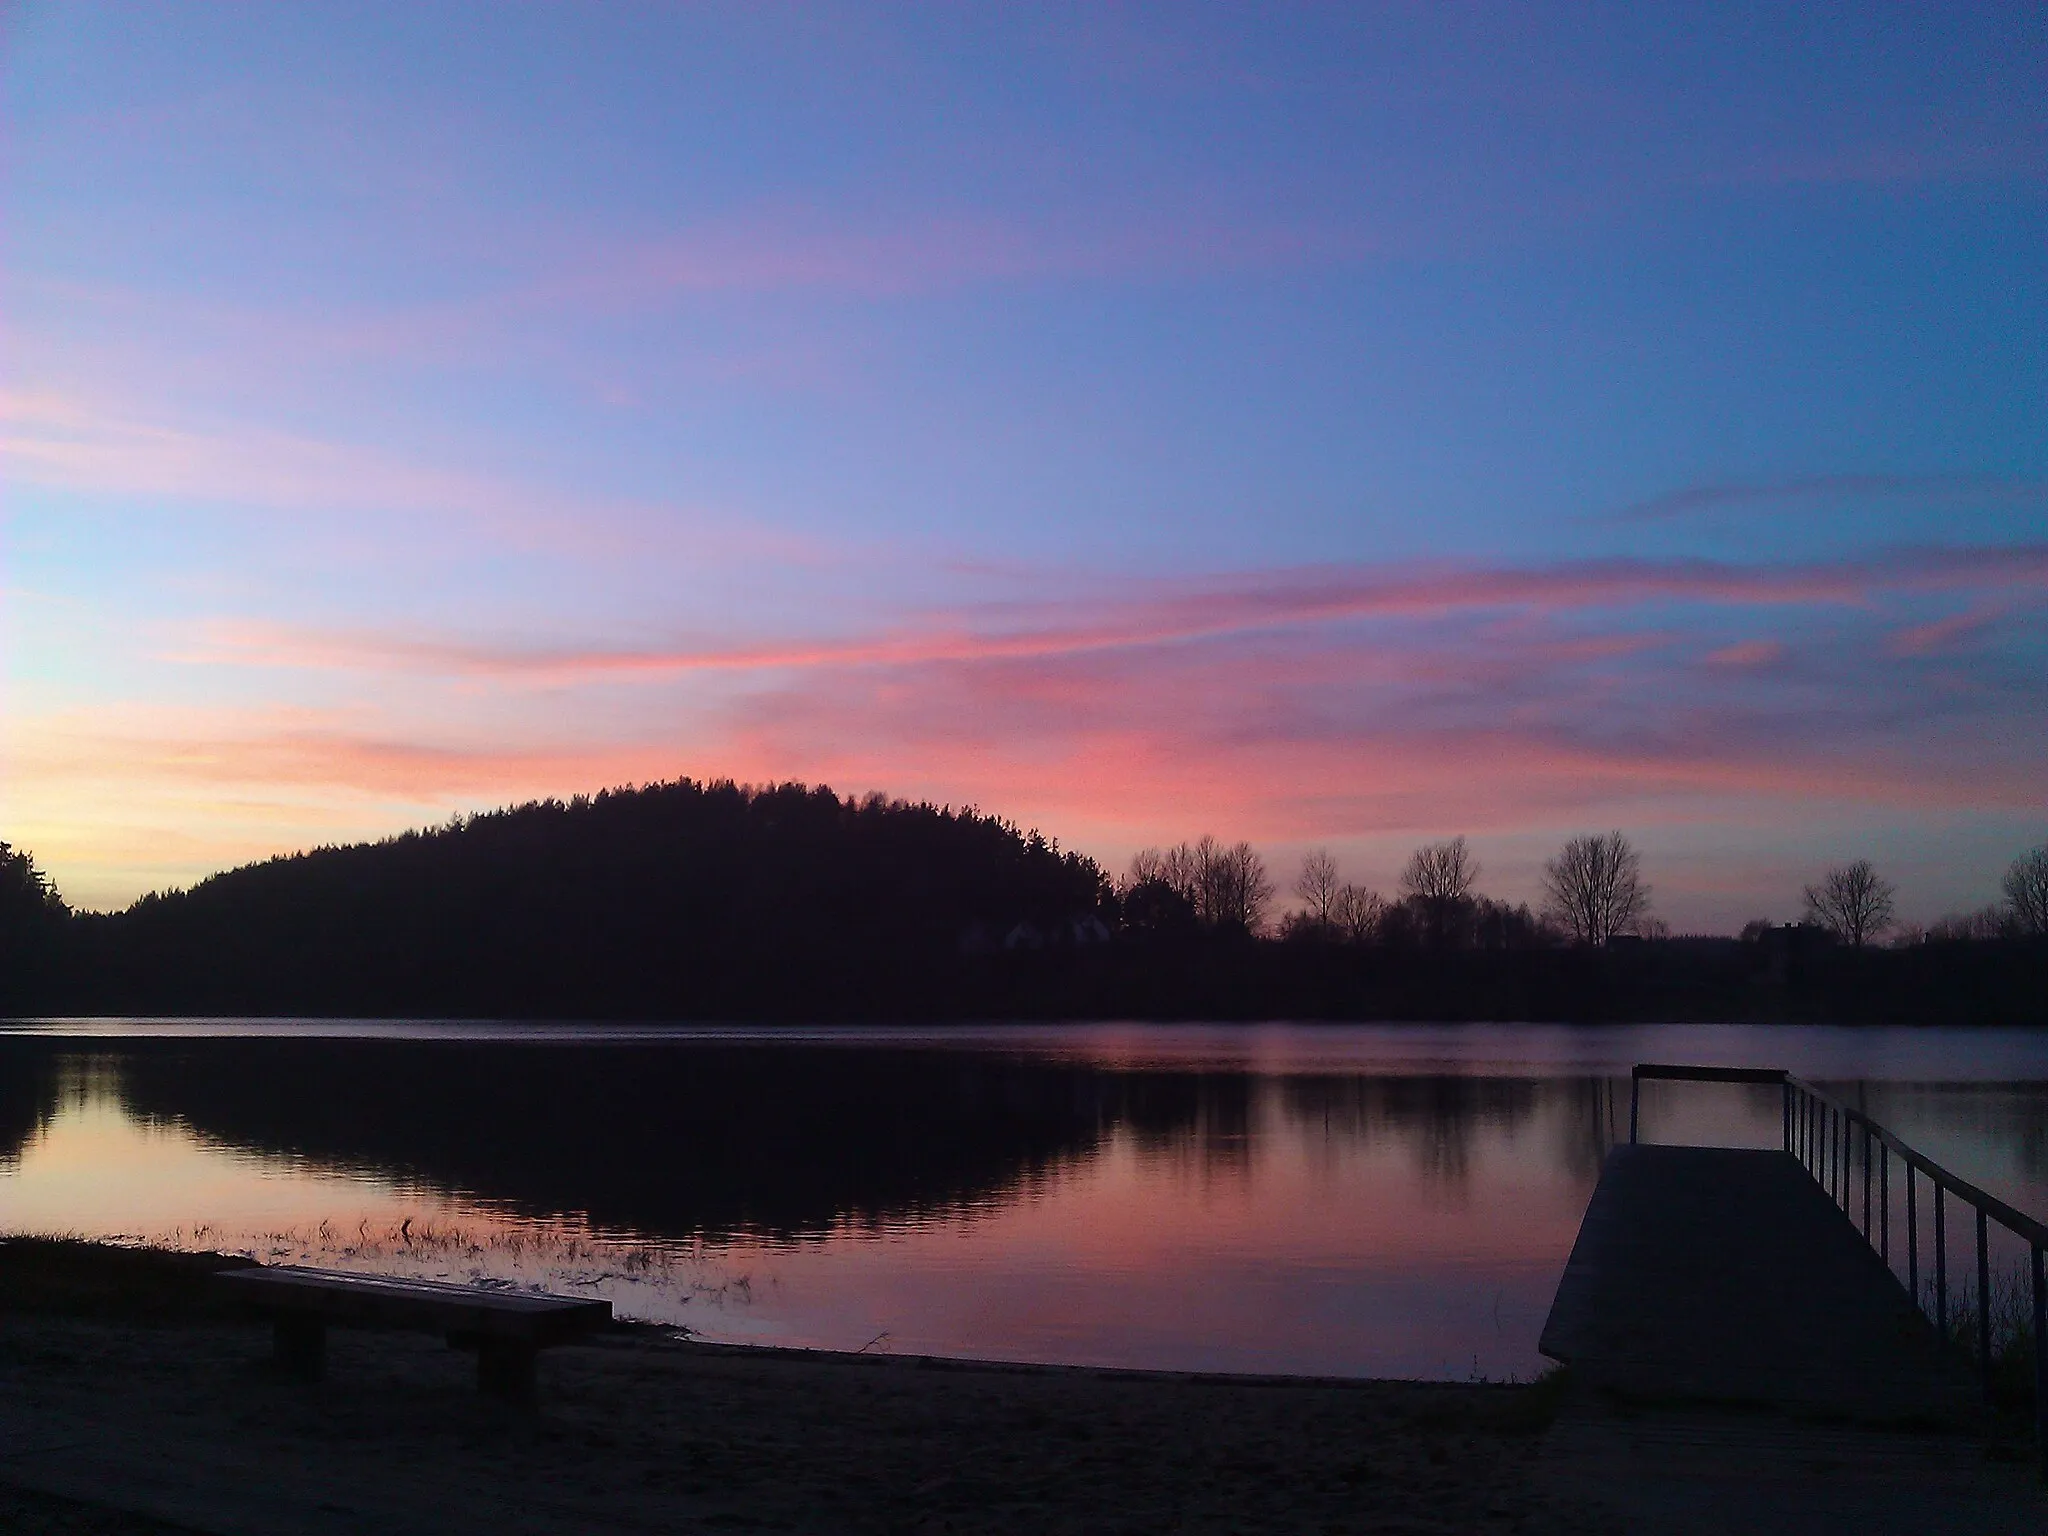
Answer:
[{"xmin": 2, "ymin": 1023, "xmax": 2046, "ymax": 1380}]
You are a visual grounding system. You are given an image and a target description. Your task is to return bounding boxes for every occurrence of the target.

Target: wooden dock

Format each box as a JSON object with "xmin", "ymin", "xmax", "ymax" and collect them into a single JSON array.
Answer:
[{"xmin": 1540, "ymin": 1144, "xmax": 1971, "ymax": 1422}]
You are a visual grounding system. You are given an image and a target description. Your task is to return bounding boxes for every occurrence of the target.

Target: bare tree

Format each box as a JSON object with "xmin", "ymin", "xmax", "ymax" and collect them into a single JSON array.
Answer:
[
  {"xmin": 1540, "ymin": 831, "xmax": 1650, "ymax": 947},
  {"xmin": 1119, "ymin": 848, "xmax": 1199, "ymax": 936},
  {"xmin": 1802, "ymin": 860, "xmax": 1896, "ymax": 948},
  {"xmin": 1332, "ymin": 883, "xmax": 1384, "ymax": 944},
  {"xmin": 1126, "ymin": 848, "xmax": 1165, "ymax": 890},
  {"xmin": 1140, "ymin": 836, "xmax": 1274, "ymax": 932},
  {"xmin": 1159, "ymin": 842, "xmax": 1206, "ymax": 909},
  {"xmin": 1926, "ymin": 906, "xmax": 2008, "ymax": 943},
  {"xmin": 1400, "ymin": 837, "xmax": 1478, "ymax": 903},
  {"xmin": 1398, "ymin": 836, "xmax": 1479, "ymax": 945},
  {"xmin": 1294, "ymin": 849, "xmax": 1340, "ymax": 927},
  {"xmin": 2004, "ymin": 845, "xmax": 2048, "ymax": 936},
  {"xmin": 1202, "ymin": 840, "xmax": 1274, "ymax": 933}
]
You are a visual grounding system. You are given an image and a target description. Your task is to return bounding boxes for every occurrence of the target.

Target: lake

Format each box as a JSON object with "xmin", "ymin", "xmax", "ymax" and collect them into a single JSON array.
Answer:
[{"xmin": 3, "ymin": 1020, "xmax": 2045, "ymax": 1381}]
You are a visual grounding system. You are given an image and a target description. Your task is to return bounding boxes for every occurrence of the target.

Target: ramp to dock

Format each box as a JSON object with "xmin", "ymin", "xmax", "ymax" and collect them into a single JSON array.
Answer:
[{"xmin": 1540, "ymin": 1144, "xmax": 1968, "ymax": 1421}]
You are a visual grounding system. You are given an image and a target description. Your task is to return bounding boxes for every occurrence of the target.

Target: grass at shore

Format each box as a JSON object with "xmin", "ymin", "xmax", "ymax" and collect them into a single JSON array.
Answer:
[{"xmin": 0, "ymin": 1236, "xmax": 256, "ymax": 1323}]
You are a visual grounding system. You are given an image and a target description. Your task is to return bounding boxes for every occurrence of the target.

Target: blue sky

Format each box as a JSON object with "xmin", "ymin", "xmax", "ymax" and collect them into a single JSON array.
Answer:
[{"xmin": 3, "ymin": 2, "xmax": 2044, "ymax": 925}]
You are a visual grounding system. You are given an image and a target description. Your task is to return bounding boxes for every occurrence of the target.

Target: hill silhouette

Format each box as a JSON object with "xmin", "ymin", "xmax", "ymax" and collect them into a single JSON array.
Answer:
[{"xmin": 53, "ymin": 780, "xmax": 1107, "ymax": 1018}]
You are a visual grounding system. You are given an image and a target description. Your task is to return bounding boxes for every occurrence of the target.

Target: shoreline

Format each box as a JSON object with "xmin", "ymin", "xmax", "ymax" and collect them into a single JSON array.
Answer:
[
  {"xmin": 7, "ymin": 1239, "xmax": 2044, "ymax": 1533},
  {"xmin": 0, "ymin": 1238, "xmax": 1589, "ymax": 1535}
]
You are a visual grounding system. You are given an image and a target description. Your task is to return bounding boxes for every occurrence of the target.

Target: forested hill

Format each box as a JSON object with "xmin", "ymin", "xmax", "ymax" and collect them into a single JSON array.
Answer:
[
  {"xmin": 5, "ymin": 783, "xmax": 2043, "ymax": 1023},
  {"xmin": 50, "ymin": 781, "xmax": 1109, "ymax": 1017}
]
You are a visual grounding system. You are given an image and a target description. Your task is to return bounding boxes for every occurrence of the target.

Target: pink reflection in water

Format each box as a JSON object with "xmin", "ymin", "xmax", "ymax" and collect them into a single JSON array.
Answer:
[{"xmin": 2, "ymin": 1025, "xmax": 2046, "ymax": 1382}]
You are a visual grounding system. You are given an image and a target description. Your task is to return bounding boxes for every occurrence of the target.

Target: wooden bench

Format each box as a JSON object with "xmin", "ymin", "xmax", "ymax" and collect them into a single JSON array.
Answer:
[{"xmin": 215, "ymin": 1265, "xmax": 611, "ymax": 1402}]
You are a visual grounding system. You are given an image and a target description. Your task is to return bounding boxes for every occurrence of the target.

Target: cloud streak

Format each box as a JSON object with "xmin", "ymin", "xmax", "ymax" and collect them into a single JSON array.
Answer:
[
  {"xmin": 0, "ymin": 388, "xmax": 816, "ymax": 561},
  {"xmin": 1606, "ymin": 473, "xmax": 2048, "ymax": 524},
  {"xmin": 547, "ymin": 204, "xmax": 1378, "ymax": 308},
  {"xmin": 15, "ymin": 539, "xmax": 2046, "ymax": 910},
  {"xmin": 182, "ymin": 544, "xmax": 2048, "ymax": 683}
]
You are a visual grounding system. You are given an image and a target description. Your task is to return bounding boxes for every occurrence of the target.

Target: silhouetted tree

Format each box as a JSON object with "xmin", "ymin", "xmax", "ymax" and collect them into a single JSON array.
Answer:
[
  {"xmin": 1802, "ymin": 859, "xmax": 1895, "ymax": 948},
  {"xmin": 1200, "ymin": 839, "xmax": 1273, "ymax": 934},
  {"xmin": 0, "ymin": 842, "xmax": 69, "ymax": 1008},
  {"xmin": 1293, "ymin": 849, "xmax": 1340, "ymax": 930},
  {"xmin": 2004, "ymin": 845, "xmax": 2048, "ymax": 936},
  {"xmin": 1156, "ymin": 843, "xmax": 1207, "ymax": 912},
  {"xmin": 1332, "ymin": 883, "xmax": 1383, "ymax": 944},
  {"xmin": 1117, "ymin": 853, "xmax": 1201, "ymax": 940},
  {"xmin": 1401, "ymin": 837, "xmax": 1478, "ymax": 904},
  {"xmin": 1924, "ymin": 906, "xmax": 2008, "ymax": 943},
  {"xmin": 1398, "ymin": 837, "xmax": 1479, "ymax": 947},
  {"xmin": 1473, "ymin": 897, "xmax": 1556, "ymax": 949},
  {"xmin": 1540, "ymin": 831, "xmax": 1650, "ymax": 947},
  {"xmin": 1142, "ymin": 837, "xmax": 1274, "ymax": 934},
  {"xmin": 0, "ymin": 842, "xmax": 67, "ymax": 929}
]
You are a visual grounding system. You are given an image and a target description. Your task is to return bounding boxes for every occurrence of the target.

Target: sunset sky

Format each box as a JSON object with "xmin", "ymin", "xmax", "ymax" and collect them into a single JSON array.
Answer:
[{"xmin": 4, "ymin": 4, "xmax": 2044, "ymax": 927}]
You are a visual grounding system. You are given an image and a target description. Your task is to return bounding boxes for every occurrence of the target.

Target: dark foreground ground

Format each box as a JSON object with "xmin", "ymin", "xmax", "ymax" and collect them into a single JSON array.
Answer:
[{"xmin": 0, "ymin": 1240, "xmax": 2041, "ymax": 1534}]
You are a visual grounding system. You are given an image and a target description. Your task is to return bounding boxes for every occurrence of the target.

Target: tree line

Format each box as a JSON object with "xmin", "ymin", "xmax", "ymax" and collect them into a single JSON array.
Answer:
[
  {"xmin": 1, "ymin": 786, "xmax": 2042, "ymax": 1022},
  {"xmin": 1788, "ymin": 848, "xmax": 2048, "ymax": 949},
  {"xmin": 1112, "ymin": 831, "xmax": 2048, "ymax": 953}
]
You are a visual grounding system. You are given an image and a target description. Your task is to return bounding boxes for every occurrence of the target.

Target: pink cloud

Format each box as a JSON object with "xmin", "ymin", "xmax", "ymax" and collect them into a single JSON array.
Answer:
[
  {"xmin": 570, "ymin": 205, "xmax": 1377, "ymax": 302},
  {"xmin": 15, "ymin": 588, "xmax": 2045, "ymax": 909},
  {"xmin": 0, "ymin": 388, "xmax": 818, "ymax": 562},
  {"xmin": 11, "ymin": 706, "xmax": 677, "ymax": 803},
  {"xmin": 13, "ymin": 201, "xmax": 1377, "ymax": 392},
  {"xmin": 1611, "ymin": 472, "xmax": 2048, "ymax": 523},
  {"xmin": 19, "ymin": 545, "xmax": 2048, "ymax": 907},
  {"xmin": 716, "ymin": 697, "xmax": 2045, "ymax": 849},
  {"xmin": 181, "ymin": 544, "xmax": 2048, "ymax": 683},
  {"xmin": 1886, "ymin": 603, "xmax": 2012, "ymax": 657},
  {"xmin": 1704, "ymin": 640, "xmax": 1785, "ymax": 669}
]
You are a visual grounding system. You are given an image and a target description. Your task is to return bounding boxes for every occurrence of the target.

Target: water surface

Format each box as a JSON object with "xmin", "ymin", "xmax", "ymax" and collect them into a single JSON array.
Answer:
[{"xmin": 2, "ymin": 1021, "xmax": 2044, "ymax": 1380}]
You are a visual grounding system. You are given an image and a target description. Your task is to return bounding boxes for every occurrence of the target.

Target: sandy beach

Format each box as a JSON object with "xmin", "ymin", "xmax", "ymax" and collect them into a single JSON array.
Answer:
[
  {"xmin": 0, "ymin": 1239, "xmax": 1606, "ymax": 1534},
  {"xmin": 5, "ymin": 1240, "xmax": 2043, "ymax": 1534},
  {"xmin": 0, "ymin": 1316, "xmax": 1591, "ymax": 1534}
]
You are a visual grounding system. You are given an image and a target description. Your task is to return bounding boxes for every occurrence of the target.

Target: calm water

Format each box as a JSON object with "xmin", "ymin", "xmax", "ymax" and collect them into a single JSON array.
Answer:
[{"xmin": 2, "ymin": 1021, "xmax": 2046, "ymax": 1381}]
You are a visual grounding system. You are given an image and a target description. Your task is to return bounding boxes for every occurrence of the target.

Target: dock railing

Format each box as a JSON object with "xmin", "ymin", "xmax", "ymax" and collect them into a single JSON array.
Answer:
[{"xmin": 1630, "ymin": 1062, "xmax": 2048, "ymax": 1477}]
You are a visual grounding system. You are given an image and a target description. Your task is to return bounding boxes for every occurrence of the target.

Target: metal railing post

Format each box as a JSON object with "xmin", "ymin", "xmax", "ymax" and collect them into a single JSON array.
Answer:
[
  {"xmin": 1840, "ymin": 1111, "xmax": 1849, "ymax": 1207},
  {"xmin": 1863, "ymin": 1123, "xmax": 1873, "ymax": 1238},
  {"xmin": 1835, "ymin": 1114, "xmax": 1851, "ymax": 1212},
  {"xmin": 1907, "ymin": 1166, "xmax": 1919, "ymax": 1313},
  {"xmin": 1978, "ymin": 1207, "xmax": 1993, "ymax": 1401},
  {"xmin": 1880, "ymin": 1143, "xmax": 1889, "ymax": 1264},
  {"xmin": 1936, "ymin": 1184, "xmax": 1948, "ymax": 1340}
]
